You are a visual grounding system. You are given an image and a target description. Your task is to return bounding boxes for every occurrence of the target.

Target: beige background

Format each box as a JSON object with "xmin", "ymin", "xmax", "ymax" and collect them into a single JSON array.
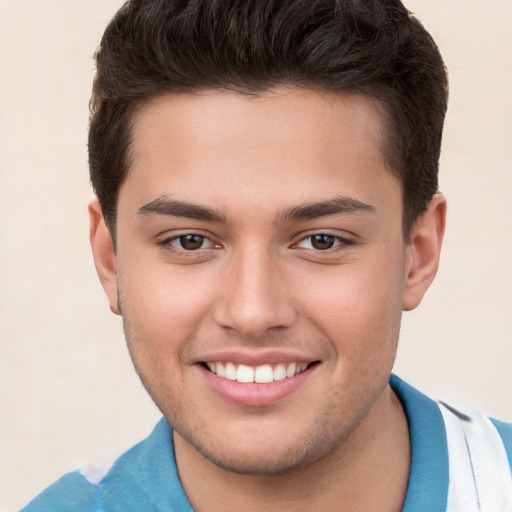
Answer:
[{"xmin": 0, "ymin": 1, "xmax": 511, "ymax": 510}]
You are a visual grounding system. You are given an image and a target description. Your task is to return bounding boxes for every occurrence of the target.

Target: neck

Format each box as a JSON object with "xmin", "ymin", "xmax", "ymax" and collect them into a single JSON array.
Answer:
[{"xmin": 174, "ymin": 385, "xmax": 410, "ymax": 512}]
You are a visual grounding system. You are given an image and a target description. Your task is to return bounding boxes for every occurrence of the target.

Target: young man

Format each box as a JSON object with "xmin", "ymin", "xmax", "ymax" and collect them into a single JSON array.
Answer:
[{"xmin": 21, "ymin": 1, "xmax": 512, "ymax": 511}]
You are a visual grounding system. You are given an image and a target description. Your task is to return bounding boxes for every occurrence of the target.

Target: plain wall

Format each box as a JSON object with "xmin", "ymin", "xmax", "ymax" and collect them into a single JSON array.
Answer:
[{"xmin": 0, "ymin": 1, "xmax": 510, "ymax": 510}]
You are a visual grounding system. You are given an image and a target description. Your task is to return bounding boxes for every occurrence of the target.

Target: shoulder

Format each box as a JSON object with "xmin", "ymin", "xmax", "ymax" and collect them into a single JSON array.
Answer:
[
  {"xmin": 20, "ymin": 418, "xmax": 192, "ymax": 512},
  {"xmin": 391, "ymin": 374, "xmax": 512, "ymax": 511},
  {"xmin": 489, "ymin": 416, "xmax": 512, "ymax": 470},
  {"xmin": 437, "ymin": 400, "xmax": 512, "ymax": 473},
  {"xmin": 19, "ymin": 471, "xmax": 99, "ymax": 512},
  {"xmin": 436, "ymin": 400, "xmax": 512, "ymax": 510}
]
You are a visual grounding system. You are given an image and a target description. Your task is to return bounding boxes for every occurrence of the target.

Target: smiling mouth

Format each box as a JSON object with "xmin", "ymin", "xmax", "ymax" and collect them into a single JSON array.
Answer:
[{"xmin": 201, "ymin": 361, "xmax": 318, "ymax": 384}]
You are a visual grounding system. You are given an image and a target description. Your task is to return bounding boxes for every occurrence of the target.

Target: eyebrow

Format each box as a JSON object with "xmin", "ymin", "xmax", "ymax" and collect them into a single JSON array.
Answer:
[
  {"xmin": 278, "ymin": 196, "xmax": 376, "ymax": 223},
  {"xmin": 137, "ymin": 197, "xmax": 226, "ymax": 223},
  {"xmin": 137, "ymin": 195, "xmax": 375, "ymax": 224}
]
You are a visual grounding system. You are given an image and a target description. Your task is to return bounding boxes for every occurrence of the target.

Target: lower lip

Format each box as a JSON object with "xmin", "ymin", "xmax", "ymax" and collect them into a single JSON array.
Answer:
[{"xmin": 199, "ymin": 365, "xmax": 317, "ymax": 407}]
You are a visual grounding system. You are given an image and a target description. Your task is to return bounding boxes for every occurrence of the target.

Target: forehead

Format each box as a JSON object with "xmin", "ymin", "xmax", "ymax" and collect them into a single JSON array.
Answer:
[{"xmin": 123, "ymin": 88, "xmax": 398, "ymax": 211}]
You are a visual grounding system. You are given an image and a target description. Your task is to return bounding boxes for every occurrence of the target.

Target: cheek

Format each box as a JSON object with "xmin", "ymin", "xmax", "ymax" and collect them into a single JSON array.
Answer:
[
  {"xmin": 117, "ymin": 258, "xmax": 217, "ymax": 352},
  {"xmin": 300, "ymin": 255, "xmax": 405, "ymax": 361},
  {"xmin": 116, "ymin": 263, "xmax": 215, "ymax": 411}
]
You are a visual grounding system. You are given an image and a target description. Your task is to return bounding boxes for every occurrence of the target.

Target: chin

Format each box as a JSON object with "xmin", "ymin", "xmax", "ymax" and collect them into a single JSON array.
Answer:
[
  {"xmin": 174, "ymin": 418, "xmax": 350, "ymax": 476},
  {"xmin": 191, "ymin": 440, "xmax": 317, "ymax": 476}
]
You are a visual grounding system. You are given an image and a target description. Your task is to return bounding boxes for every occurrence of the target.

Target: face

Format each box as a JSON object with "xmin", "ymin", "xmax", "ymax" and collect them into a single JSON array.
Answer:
[{"xmin": 91, "ymin": 88, "xmax": 441, "ymax": 475}]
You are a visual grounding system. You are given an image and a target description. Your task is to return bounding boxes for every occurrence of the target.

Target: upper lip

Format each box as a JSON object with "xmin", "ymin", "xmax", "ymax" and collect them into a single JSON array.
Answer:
[{"xmin": 193, "ymin": 349, "xmax": 318, "ymax": 366}]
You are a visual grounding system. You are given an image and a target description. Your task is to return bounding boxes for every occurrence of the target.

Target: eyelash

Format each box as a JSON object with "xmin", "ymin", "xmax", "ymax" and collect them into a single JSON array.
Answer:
[
  {"xmin": 294, "ymin": 232, "xmax": 355, "ymax": 251},
  {"xmin": 156, "ymin": 231, "xmax": 354, "ymax": 254},
  {"xmin": 156, "ymin": 233, "xmax": 218, "ymax": 254}
]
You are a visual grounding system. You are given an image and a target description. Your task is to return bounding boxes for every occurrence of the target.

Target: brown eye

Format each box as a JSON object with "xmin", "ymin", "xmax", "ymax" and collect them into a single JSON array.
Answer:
[
  {"xmin": 310, "ymin": 234, "xmax": 335, "ymax": 250},
  {"xmin": 295, "ymin": 233, "xmax": 353, "ymax": 252},
  {"xmin": 179, "ymin": 234, "xmax": 205, "ymax": 250}
]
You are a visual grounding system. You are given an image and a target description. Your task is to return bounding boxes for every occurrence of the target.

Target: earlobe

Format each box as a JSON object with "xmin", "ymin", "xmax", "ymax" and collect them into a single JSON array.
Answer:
[
  {"xmin": 88, "ymin": 199, "xmax": 121, "ymax": 315},
  {"xmin": 402, "ymin": 194, "xmax": 447, "ymax": 311}
]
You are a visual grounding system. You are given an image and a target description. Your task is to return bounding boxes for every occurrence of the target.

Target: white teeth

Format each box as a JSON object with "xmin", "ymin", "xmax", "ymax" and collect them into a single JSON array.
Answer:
[
  {"xmin": 286, "ymin": 363, "xmax": 297, "ymax": 377},
  {"xmin": 237, "ymin": 364, "xmax": 255, "ymax": 383},
  {"xmin": 225, "ymin": 362, "xmax": 237, "ymax": 380},
  {"xmin": 206, "ymin": 361, "xmax": 311, "ymax": 383},
  {"xmin": 216, "ymin": 362, "xmax": 226, "ymax": 377},
  {"xmin": 255, "ymin": 364, "xmax": 274, "ymax": 383},
  {"xmin": 273, "ymin": 364, "xmax": 286, "ymax": 381}
]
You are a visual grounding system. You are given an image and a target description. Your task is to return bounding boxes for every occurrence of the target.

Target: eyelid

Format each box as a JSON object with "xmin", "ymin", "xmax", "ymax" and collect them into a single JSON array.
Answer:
[
  {"xmin": 156, "ymin": 230, "xmax": 221, "ymax": 253},
  {"xmin": 293, "ymin": 231, "xmax": 355, "ymax": 250}
]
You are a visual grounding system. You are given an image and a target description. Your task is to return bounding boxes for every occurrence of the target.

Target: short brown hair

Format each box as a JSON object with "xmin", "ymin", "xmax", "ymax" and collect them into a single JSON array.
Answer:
[{"xmin": 89, "ymin": 0, "xmax": 448, "ymax": 241}]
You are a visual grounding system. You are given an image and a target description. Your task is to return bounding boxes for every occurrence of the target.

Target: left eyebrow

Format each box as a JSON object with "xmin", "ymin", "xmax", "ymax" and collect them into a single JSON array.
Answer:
[{"xmin": 278, "ymin": 196, "xmax": 376, "ymax": 223}]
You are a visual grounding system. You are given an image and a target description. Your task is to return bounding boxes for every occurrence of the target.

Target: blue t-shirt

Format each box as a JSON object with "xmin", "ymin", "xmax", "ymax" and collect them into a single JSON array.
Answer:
[{"xmin": 20, "ymin": 376, "xmax": 512, "ymax": 511}]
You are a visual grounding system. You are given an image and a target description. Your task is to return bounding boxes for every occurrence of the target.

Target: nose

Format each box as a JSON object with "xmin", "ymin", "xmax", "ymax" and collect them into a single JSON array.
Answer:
[{"xmin": 213, "ymin": 246, "xmax": 298, "ymax": 339}]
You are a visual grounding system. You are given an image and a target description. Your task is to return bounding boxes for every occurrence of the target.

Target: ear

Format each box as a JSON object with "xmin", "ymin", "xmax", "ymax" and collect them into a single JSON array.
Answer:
[
  {"xmin": 89, "ymin": 199, "xmax": 121, "ymax": 315},
  {"xmin": 402, "ymin": 194, "xmax": 447, "ymax": 311}
]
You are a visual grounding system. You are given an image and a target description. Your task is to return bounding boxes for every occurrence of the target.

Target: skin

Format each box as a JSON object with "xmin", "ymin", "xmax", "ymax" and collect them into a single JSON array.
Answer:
[{"xmin": 90, "ymin": 88, "xmax": 446, "ymax": 511}]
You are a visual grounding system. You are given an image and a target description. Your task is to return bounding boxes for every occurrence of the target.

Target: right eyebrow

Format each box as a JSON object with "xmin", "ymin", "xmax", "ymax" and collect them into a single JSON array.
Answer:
[{"xmin": 137, "ymin": 197, "xmax": 226, "ymax": 223}]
